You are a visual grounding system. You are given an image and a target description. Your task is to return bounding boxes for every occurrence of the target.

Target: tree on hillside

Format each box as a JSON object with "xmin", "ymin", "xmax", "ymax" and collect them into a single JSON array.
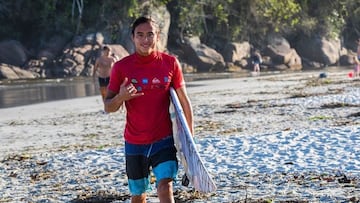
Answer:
[{"xmin": 0, "ymin": 0, "xmax": 359, "ymax": 51}]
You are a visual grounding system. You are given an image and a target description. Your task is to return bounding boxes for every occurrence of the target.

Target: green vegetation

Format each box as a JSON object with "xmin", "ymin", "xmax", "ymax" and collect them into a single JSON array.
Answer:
[
  {"xmin": 309, "ymin": 115, "xmax": 333, "ymax": 121},
  {"xmin": 0, "ymin": 0, "xmax": 359, "ymax": 49}
]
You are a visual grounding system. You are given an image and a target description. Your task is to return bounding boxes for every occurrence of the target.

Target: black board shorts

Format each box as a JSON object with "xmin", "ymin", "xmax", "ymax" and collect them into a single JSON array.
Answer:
[{"xmin": 98, "ymin": 77, "xmax": 110, "ymax": 87}]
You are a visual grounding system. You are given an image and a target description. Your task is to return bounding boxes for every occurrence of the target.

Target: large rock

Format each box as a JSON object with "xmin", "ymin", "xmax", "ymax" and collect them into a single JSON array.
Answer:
[
  {"xmin": 108, "ymin": 44, "xmax": 129, "ymax": 61},
  {"xmin": 295, "ymin": 36, "xmax": 341, "ymax": 66},
  {"xmin": 0, "ymin": 40, "xmax": 28, "ymax": 67},
  {"xmin": 222, "ymin": 42, "xmax": 251, "ymax": 63},
  {"xmin": 183, "ymin": 37, "xmax": 226, "ymax": 72},
  {"xmin": 264, "ymin": 46, "xmax": 302, "ymax": 70},
  {"xmin": 12, "ymin": 66, "xmax": 37, "ymax": 79},
  {"xmin": 0, "ymin": 63, "xmax": 36, "ymax": 79},
  {"xmin": 264, "ymin": 35, "xmax": 302, "ymax": 70},
  {"xmin": 0, "ymin": 64, "xmax": 18, "ymax": 79},
  {"xmin": 266, "ymin": 34, "xmax": 291, "ymax": 49},
  {"xmin": 59, "ymin": 43, "xmax": 99, "ymax": 77}
]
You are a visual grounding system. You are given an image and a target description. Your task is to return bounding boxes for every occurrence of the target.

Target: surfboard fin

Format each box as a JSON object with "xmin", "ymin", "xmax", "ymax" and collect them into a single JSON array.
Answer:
[{"xmin": 181, "ymin": 174, "xmax": 189, "ymax": 186}]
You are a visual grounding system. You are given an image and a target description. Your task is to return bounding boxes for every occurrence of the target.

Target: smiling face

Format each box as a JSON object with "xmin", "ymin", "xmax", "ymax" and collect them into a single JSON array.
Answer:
[{"xmin": 132, "ymin": 21, "xmax": 159, "ymax": 56}]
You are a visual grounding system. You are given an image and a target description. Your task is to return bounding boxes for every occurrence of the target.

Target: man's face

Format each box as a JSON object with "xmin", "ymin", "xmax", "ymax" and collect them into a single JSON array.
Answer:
[
  {"xmin": 103, "ymin": 49, "xmax": 110, "ymax": 56},
  {"xmin": 132, "ymin": 22, "xmax": 159, "ymax": 56}
]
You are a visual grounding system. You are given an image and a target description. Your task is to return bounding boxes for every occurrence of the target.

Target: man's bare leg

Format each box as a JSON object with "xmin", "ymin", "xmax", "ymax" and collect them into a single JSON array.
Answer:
[
  {"xmin": 157, "ymin": 178, "xmax": 174, "ymax": 203},
  {"xmin": 131, "ymin": 193, "xmax": 146, "ymax": 203},
  {"xmin": 100, "ymin": 87, "xmax": 107, "ymax": 101}
]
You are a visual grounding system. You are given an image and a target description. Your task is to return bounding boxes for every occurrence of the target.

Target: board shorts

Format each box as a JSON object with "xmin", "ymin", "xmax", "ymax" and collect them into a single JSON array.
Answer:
[
  {"xmin": 125, "ymin": 135, "xmax": 178, "ymax": 195},
  {"xmin": 98, "ymin": 77, "xmax": 110, "ymax": 87}
]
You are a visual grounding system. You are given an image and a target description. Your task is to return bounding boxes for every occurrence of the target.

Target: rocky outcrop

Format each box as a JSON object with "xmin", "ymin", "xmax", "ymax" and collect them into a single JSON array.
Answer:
[
  {"xmin": 0, "ymin": 5, "xmax": 356, "ymax": 81},
  {"xmin": 1, "ymin": 3, "xmax": 360, "ymax": 81},
  {"xmin": 222, "ymin": 42, "xmax": 251, "ymax": 63},
  {"xmin": 55, "ymin": 33, "xmax": 129, "ymax": 78},
  {"xmin": 264, "ymin": 35, "xmax": 302, "ymax": 70},
  {"xmin": 0, "ymin": 32, "xmax": 132, "ymax": 80},
  {"xmin": 2, "ymin": 31, "xmax": 353, "ymax": 80},
  {"xmin": 295, "ymin": 36, "xmax": 342, "ymax": 66},
  {"xmin": 59, "ymin": 44, "xmax": 97, "ymax": 77},
  {"xmin": 22, "ymin": 32, "xmax": 131, "ymax": 79},
  {"xmin": 183, "ymin": 37, "xmax": 226, "ymax": 72}
]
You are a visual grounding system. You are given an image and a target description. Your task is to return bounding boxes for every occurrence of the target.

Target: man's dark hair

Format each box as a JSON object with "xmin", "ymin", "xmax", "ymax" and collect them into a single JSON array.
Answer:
[
  {"xmin": 131, "ymin": 16, "xmax": 159, "ymax": 36},
  {"xmin": 103, "ymin": 46, "xmax": 110, "ymax": 51}
]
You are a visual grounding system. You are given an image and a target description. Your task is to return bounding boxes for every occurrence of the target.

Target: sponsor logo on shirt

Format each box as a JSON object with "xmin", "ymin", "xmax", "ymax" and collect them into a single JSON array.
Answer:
[
  {"xmin": 142, "ymin": 78, "xmax": 149, "ymax": 84},
  {"xmin": 137, "ymin": 76, "xmax": 169, "ymax": 90},
  {"xmin": 131, "ymin": 78, "xmax": 138, "ymax": 84},
  {"xmin": 152, "ymin": 77, "xmax": 160, "ymax": 84}
]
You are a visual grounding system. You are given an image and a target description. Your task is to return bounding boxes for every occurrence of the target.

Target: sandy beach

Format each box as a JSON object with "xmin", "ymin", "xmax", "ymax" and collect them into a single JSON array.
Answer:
[{"xmin": 1, "ymin": 69, "xmax": 360, "ymax": 202}]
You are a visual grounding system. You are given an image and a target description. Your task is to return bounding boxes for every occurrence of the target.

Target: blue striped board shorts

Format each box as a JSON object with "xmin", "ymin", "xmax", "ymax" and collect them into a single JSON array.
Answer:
[{"xmin": 125, "ymin": 135, "xmax": 178, "ymax": 195}]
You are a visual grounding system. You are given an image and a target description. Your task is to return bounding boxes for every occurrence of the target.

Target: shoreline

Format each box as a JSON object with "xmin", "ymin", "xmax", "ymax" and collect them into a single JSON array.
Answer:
[{"xmin": 0, "ymin": 65, "xmax": 354, "ymax": 109}]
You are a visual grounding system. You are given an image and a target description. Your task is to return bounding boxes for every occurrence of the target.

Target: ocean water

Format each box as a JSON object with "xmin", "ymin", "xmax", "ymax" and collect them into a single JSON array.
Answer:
[
  {"xmin": 0, "ymin": 77, "xmax": 98, "ymax": 108},
  {"xmin": 0, "ymin": 72, "xmax": 251, "ymax": 109},
  {"xmin": 0, "ymin": 66, "xmax": 351, "ymax": 109}
]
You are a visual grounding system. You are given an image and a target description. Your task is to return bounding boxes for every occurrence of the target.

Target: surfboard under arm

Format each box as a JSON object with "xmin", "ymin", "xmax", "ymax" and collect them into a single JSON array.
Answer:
[{"xmin": 169, "ymin": 87, "xmax": 216, "ymax": 193}]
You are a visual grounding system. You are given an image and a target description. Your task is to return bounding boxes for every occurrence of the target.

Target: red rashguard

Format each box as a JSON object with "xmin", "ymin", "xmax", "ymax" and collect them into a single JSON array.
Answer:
[{"xmin": 108, "ymin": 51, "xmax": 185, "ymax": 144}]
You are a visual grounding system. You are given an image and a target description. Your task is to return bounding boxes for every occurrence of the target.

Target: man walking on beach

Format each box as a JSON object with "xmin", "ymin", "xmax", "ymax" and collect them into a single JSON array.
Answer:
[
  {"xmin": 93, "ymin": 46, "xmax": 118, "ymax": 101},
  {"xmin": 104, "ymin": 16, "xmax": 194, "ymax": 203}
]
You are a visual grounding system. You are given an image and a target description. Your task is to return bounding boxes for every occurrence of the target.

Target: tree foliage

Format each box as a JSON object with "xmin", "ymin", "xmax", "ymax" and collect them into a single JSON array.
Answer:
[
  {"xmin": 255, "ymin": 0, "xmax": 301, "ymax": 33},
  {"xmin": 0, "ymin": 0, "xmax": 359, "ymax": 50}
]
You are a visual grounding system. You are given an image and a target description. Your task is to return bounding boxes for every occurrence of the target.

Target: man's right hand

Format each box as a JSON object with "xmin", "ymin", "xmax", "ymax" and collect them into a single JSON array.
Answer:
[{"xmin": 119, "ymin": 77, "xmax": 144, "ymax": 101}]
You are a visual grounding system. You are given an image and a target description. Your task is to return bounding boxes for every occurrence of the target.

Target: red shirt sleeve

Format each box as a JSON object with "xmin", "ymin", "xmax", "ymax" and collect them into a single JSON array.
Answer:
[
  {"xmin": 172, "ymin": 58, "xmax": 185, "ymax": 89},
  {"xmin": 108, "ymin": 61, "xmax": 123, "ymax": 93}
]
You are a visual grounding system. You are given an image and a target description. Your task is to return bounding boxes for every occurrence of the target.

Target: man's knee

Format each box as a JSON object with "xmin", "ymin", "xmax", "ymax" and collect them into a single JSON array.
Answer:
[{"xmin": 157, "ymin": 178, "xmax": 173, "ymax": 194}]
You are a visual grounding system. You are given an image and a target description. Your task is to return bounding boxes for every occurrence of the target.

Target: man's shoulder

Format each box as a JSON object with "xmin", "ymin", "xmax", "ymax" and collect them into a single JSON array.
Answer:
[
  {"xmin": 157, "ymin": 51, "xmax": 177, "ymax": 63},
  {"xmin": 158, "ymin": 51, "xmax": 175, "ymax": 58},
  {"xmin": 116, "ymin": 54, "xmax": 135, "ymax": 64}
]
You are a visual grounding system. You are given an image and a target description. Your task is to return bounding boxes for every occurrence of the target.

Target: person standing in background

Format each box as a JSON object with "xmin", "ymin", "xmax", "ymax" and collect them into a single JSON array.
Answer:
[
  {"xmin": 252, "ymin": 50, "xmax": 262, "ymax": 75},
  {"xmin": 93, "ymin": 46, "xmax": 118, "ymax": 101},
  {"xmin": 352, "ymin": 39, "xmax": 360, "ymax": 78},
  {"xmin": 104, "ymin": 16, "xmax": 194, "ymax": 203}
]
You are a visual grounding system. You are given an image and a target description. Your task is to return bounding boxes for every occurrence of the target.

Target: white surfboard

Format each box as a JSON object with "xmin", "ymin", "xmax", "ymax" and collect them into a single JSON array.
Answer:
[{"xmin": 169, "ymin": 87, "xmax": 217, "ymax": 193}]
